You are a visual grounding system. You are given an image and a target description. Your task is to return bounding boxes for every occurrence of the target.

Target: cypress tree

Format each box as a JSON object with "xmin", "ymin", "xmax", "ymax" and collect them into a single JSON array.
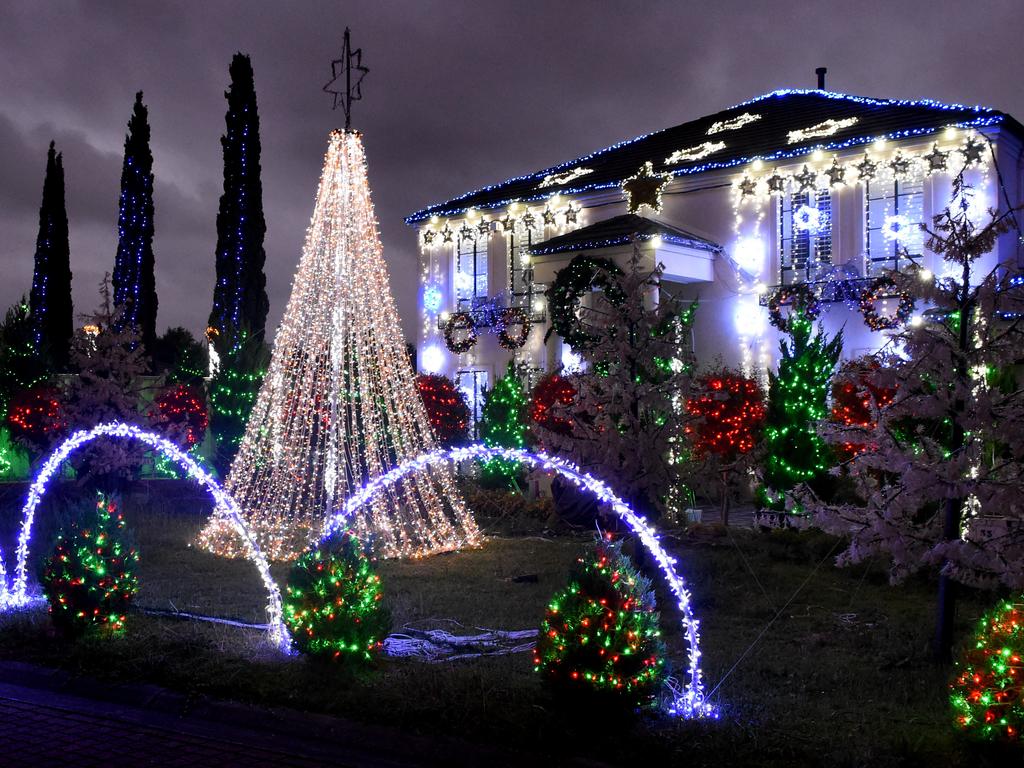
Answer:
[
  {"xmin": 209, "ymin": 53, "xmax": 268, "ymax": 349},
  {"xmin": 28, "ymin": 141, "xmax": 72, "ymax": 369},
  {"xmin": 112, "ymin": 91, "xmax": 157, "ymax": 352}
]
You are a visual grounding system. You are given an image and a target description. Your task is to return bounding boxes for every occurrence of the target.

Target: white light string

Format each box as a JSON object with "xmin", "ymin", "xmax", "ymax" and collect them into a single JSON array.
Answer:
[
  {"xmin": 0, "ymin": 422, "xmax": 290, "ymax": 651},
  {"xmin": 322, "ymin": 443, "xmax": 715, "ymax": 719}
]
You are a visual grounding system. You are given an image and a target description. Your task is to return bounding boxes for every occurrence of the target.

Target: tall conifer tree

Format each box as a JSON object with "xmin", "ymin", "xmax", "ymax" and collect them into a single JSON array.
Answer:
[
  {"xmin": 28, "ymin": 141, "xmax": 72, "ymax": 368},
  {"xmin": 209, "ymin": 53, "xmax": 268, "ymax": 349},
  {"xmin": 112, "ymin": 91, "xmax": 157, "ymax": 352}
]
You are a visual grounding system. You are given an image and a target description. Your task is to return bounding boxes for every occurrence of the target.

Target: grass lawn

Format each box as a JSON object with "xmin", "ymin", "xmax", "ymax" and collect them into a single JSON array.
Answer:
[{"xmin": 0, "ymin": 481, "xmax": 1016, "ymax": 767}]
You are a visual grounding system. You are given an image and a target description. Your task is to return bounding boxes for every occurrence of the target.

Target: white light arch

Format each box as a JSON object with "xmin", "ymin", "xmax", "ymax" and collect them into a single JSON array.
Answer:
[
  {"xmin": 322, "ymin": 444, "xmax": 713, "ymax": 719},
  {"xmin": 0, "ymin": 423, "xmax": 289, "ymax": 650}
]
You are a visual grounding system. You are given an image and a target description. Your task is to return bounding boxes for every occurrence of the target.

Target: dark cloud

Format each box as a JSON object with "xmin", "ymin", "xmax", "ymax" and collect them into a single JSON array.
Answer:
[{"xmin": 1, "ymin": 0, "xmax": 1022, "ymax": 340}]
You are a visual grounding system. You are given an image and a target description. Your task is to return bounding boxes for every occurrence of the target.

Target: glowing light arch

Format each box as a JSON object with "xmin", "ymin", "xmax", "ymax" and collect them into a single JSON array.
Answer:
[
  {"xmin": 323, "ymin": 444, "xmax": 714, "ymax": 719},
  {"xmin": 0, "ymin": 423, "xmax": 289, "ymax": 650}
]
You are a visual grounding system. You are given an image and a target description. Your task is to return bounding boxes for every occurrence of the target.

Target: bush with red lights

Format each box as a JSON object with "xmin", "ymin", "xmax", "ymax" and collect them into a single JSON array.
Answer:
[
  {"xmin": 830, "ymin": 360, "xmax": 896, "ymax": 459},
  {"xmin": 153, "ymin": 383, "xmax": 208, "ymax": 448},
  {"xmin": 686, "ymin": 370, "xmax": 765, "ymax": 460},
  {"xmin": 415, "ymin": 374, "xmax": 469, "ymax": 447},
  {"xmin": 529, "ymin": 373, "xmax": 577, "ymax": 440},
  {"xmin": 7, "ymin": 385, "xmax": 64, "ymax": 453}
]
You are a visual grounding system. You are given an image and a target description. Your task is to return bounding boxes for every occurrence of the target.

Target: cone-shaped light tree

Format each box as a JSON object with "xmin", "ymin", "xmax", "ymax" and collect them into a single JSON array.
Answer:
[
  {"xmin": 112, "ymin": 92, "xmax": 157, "ymax": 352},
  {"xmin": 199, "ymin": 130, "xmax": 480, "ymax": 560},
  {"xmin": 29, "ymin": 141, "xmax": 72, "ymax": 369}
]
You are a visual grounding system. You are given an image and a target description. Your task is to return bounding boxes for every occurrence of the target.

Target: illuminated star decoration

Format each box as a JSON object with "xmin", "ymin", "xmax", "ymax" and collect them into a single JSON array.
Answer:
[
  {"xmin": 825, "ymin": 159, "xmax": 847, "ymax": 186},
  {"xmin": 793, "ymin": 165, "xmax": 818, "ymax": 192},
  {"xmin": 622, "ymin": 161, "xmax": 671, "ymax": 214},
  {"xmin": 766, "ymin": 170, "xmax": 786, "ymax": 194},
  {"xmin": 542, "ymin": 208, "xmax": 557, "ymax": 226},
  {"xmin": 322, "ymin": 28, "xmax": 369, "ymax": 131},
  {"xmin": 477, "ymin": 219, "xmax": 491, "ymax": 237},
  {"xmin": 422, "ymin": 229, "xmax": 436, "ymax": 246},
  {"xmin": 961, "ymin": 135, "xmax": 986, "ymax": 165},
  {"xmin": 564, "ymin": 206, "xmax": 579, "ymax": 224},
  {"xmin": 889, "ymin": 152, "xmax": 912, "ymax": 178},
  {"xmin": 522, "ymin": 211, "xmax": 537, "ymax": 230},
  {"xmin": 854, "ymin": 155, "xmax": 878, "ymax": 182},
  {"xmin": 737, "ymin": 175, "xmax": 757, "ymax": 197},
  {"xmin": 924, "ymin": 143, "xmax": 949, "ymax": 172},
  {"xmin": 459, "ymin": 223, "xmax": 475, "ymax": 241},
  {"xmin": 500, "ymin": 215, "xmax": 516, "ymax": 232},
  {"xmin": 441, "ymin": 225, "xmax": 454, "ymax": 243}
]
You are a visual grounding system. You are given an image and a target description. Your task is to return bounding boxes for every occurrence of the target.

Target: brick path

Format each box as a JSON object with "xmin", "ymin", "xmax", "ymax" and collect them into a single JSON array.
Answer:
[{"xmin": 0, "ymin": 684, "xmax": 342, "ymax": 767}]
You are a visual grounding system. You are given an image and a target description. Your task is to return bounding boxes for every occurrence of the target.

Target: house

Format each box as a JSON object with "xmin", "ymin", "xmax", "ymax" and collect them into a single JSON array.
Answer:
[{"xmin": 405, "ymin": 77, "xmax": 1024, "ymax": 432}]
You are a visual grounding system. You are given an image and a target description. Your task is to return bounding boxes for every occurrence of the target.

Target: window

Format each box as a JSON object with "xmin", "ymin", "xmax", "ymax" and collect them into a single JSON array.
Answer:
[
  {"xmin": 865, "ymin": 175, "xmax": 924, "ymax": 275},
  {"xmin": 455, "ymin": 231, "xmax": 488, "ymax": 310},
  {"xmin": 455, "ymin": 368, "xmax": 489, "ymax": 439},
  {"xmin": 508, "ymin": 219, "xmax": 538, "ymax": 310},
  {"xmin": 778, "ymin": 188, "xmax": 833, "ymax": 284}
]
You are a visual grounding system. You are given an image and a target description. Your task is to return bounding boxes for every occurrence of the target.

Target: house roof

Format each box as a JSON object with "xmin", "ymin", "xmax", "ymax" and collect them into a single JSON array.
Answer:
[
  {"xmin": 405, "ymin": 89, "xmax": 1023, "ymax": 224},
  {"xmin": 527, "ymin": 213, "xmax": 721, "ymax": 257}
]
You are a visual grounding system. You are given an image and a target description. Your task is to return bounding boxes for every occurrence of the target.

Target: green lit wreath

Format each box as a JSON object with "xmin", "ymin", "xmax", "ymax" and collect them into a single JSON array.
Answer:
[
  {"xmin": 545, "ymin": 255, "xmax": 625, "ymax": 350},
  {"xmin": 497, "ymin": 306, "xmax": 531, "ymax": 350},
  {"xmin": 767, "ymin": 283, "xmax": 822, "ymax": 331},
  {"xmin": 443, "ymin": 311, "xmax": 477, "ymax": 354},
  {"xmin": 859, "ymin": 276, "xmax": 914, "ymax": 330}
]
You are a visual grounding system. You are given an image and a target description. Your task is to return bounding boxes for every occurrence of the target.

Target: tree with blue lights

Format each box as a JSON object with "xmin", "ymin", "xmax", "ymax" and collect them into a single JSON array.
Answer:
[
  {"xmin": 28, "ymin": 141, "xmax": 72, "ymax": 369},
  {"xmin": 209, "ymin": 53, "xmax": 268, "ymax": 351},
  {"xmin": 112, "ymin": 91, "xmax": 158, "ymax": 353}
]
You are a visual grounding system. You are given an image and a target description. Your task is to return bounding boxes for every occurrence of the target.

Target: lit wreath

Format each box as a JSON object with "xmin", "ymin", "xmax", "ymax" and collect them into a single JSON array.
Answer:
[
  {"xmin": 767, "ymin": 283, "xmax": 822, "ymax": 331},
  {"xmin": 545, "ymin": 255, "xmax": 625, "ymax": 350},
  {"xmin": 859, "ymin": 277, "xmax": 914, "ymax": 331},
  {"xmin": 497, "ymin": 306, "xmax": 531, "ymax": 350},
  {"xmin": 443, "ymin": 311, "xmax": 477, "ymax": 354}
]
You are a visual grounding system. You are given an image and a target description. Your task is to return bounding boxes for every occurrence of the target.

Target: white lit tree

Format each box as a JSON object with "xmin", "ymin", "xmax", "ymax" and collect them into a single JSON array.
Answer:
[
  {"xmin": 199, "ymin": 130, "xmax": 480, "ymax": 560},
  {"xmin": 535, "ymin": 246, "xmax": 696, "ymax": 523},
  {"xmin": 63, "ymin": 274, "xmax": 150, "ymax": 493},
  {"xmin": 806, "ymin": 175, "xmax": 1024, "ymax": 659}
]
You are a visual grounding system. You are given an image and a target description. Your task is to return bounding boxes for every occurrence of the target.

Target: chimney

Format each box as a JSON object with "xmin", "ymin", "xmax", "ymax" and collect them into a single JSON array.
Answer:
[{"xmin": 816, "ymin": 67, "xmax": 827, "ymax": 90}]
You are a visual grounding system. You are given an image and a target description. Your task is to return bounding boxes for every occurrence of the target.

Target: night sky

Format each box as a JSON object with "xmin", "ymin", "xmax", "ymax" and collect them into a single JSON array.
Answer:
[{"xmin": 2, "ymin": 0, "xmax": 1021, "ymax": 342}]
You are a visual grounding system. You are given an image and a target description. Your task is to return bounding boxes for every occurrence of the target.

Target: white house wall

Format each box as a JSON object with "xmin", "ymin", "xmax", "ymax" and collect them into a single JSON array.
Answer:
[{"xmin": 415, "ymin": 128, "xmax": 1020, "ymax": 388}]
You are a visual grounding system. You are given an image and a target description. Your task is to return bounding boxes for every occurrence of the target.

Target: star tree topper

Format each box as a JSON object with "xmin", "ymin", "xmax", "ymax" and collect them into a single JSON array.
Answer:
[
  {"xmin": 323, "ymin": 27, "xmax": 369, "ymax": 131},
  {"xmin": 622, "ymin": 161, "xmax": 671, "ymax": 214}
]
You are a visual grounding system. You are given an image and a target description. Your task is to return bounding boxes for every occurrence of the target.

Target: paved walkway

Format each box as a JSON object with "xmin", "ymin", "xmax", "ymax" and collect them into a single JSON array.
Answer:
[{"xmin": 0, "ymin": 662, "xmax": 536, "ymax": 768}]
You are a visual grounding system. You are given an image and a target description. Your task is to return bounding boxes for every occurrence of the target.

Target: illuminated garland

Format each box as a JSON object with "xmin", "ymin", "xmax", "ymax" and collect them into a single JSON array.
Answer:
[
  {"xmin": 951, "ymin": 599, "xmax": 1024, "ymax": 742},
  {"xmin": 534, "ymin": 536, "xmax": 667, "ymax": 709},
  {"xmin": 0, "ymin": 422, "xmax": 290, "ymax": 650},
  {"xmin": 282, "ymin": 528, "xmax": 390, "ymax": 662},
  {"xmin": 442, "ymin": 311, "xmax": 477, "ymax": 354},
  {"xmin": 323, "ymin": 443, "xmax": 714, "ymax": 719},
  {"xmin": 415, "ymin": 374, "xmax": 469, "ymax": 447},
  {"xmin": 496, "ymin": 306, "xmax": 531, "ymax": 350},
  {"xmin": 757, "ymin": 311, "xmax": 842, "ymax": 512},
  {"xmin": 767, "ymin": 284, "xmax": 822, "ymax": 331},
  {"xmin": 40, "ymin": 494, "xmax": 139, "ymax": 636},
  {"xmin": 859, "ymin": 276, "xmax": 915, "ymax": 331},
  {"xmin": 546, "ymin": 255, "xmax": 624, "ymax": 350}
]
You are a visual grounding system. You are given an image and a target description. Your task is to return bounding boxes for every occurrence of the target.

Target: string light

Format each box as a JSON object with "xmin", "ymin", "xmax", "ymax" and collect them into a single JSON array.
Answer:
[
  {"xmin": 323, "ymin": 443, "xmax": 715, "ymax": 719},
  {"xmin": 198, "ymin": 131, "xmax": 480, "ymax": 561},
  {"xmin": 0, "ymin": 422, "xmax": 289, "ymax": 651}
]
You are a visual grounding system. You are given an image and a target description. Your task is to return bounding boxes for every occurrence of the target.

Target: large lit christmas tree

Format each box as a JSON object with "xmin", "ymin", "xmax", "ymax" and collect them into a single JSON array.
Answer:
[{"xmin": 199, "ymin": 130, "xmax": 479, "ymax": 560}]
